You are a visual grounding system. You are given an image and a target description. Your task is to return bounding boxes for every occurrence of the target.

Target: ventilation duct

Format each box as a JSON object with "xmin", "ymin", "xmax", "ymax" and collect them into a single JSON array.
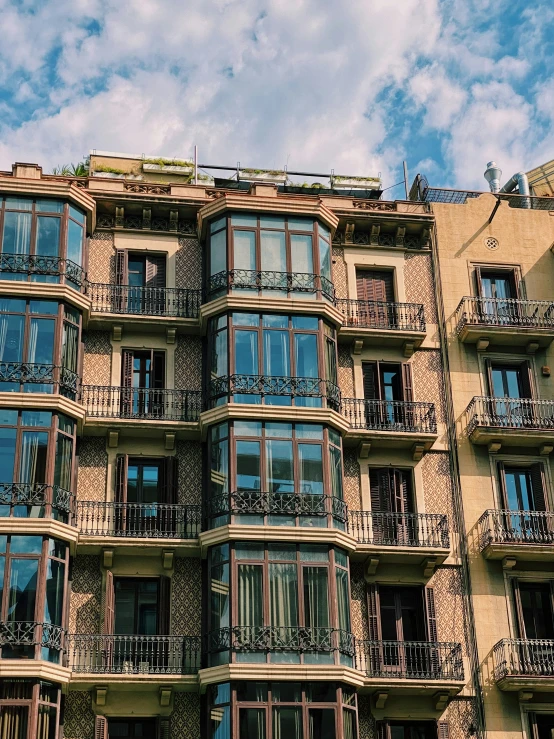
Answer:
[{"xmin": 484, "ymin": 162, "xmax": 530, "ymax": 208}]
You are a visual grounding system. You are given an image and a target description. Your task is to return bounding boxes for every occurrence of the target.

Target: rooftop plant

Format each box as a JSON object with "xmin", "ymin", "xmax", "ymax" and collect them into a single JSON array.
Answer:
[
  {"xmin": 241, "ymin": 168, "xmax": 285, "ymax": 176},
  {"xmin": 51, "ymin": 162, "xmax": 89, "ymax": 176},
  {"xmin": 92, "ymin": 164, "xmax": 128, "ymax": 175},
  {"xmin": 143, "ymin": 158, "xmax": 193, "ymax": 168}
]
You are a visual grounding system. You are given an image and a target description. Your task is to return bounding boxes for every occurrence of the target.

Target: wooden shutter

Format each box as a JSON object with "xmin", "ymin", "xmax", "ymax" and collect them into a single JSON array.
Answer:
[
  {"xmin": 115, "ymin": 250, "xmax": 128, "ymax": 286},
  {"xmin": 157, "ymin": 718, "xmax": 170, "ymax": 739},
  {"xmin": 366, "ymin": 583, "xmax": 380, "ymax": 640},
  {"xmin": 395, "ymin": 469, "xmax": 413, "ymax": 513},
  {"xmin": 528, "ymin": 712, "xmax": 539, "ymax": 739},
  {"xmin": 520, "ymin": 360, "xmax": 533, "ymax": 399},
  {"xmin": 484, "ymin": 358, "xmax": 494, "ymax": 396},
  {"xmin": 356, "ymin": 270, "xmax": 394, "ymax": 302},
  {"xmin": 425, "ymin": 586, "xmax": 438, "ymax": 642},
  {"xmin": 146, "ymin": 255, "xmax": 167, "ymax": 288},
  {"xmin": 369, "ymin": 468, "xmax": 384, "ymax": 512},
  {"xmin": 362, "ymin": 363, "xmax": 377, "ymax": 400},
  {"xmin": 474, "ymin": 266, "xmax": 483, "ymax": 297},
  {"xmin": 158, "ymin": 576, "xmax": 171, "ymax": 635},
  {"xmin": 375, "ymin": 722, "xmax": 389, "ymax": 739},
  {"xmin": 530, "ymin": 463, "xmax": 547, "ymax": 512},
  {"xmin": 438, "ymin": 721, "xmax": 450, "ymax": 739},
  {"xmin": 164, "ymin": 457, "xmax": 179, "ymax": 505},
  {"xmin": 115, "ymin": 455, "xmax": 128, "ymax": 503},
  {"xmin": 121, "ymin": 350, "xmax": 133, "ymax": 387},
  {"xmin": 102, "ymin": 571, "xmax": 115, "ymax": 635},
  {"xmin": 497, "ymin": 462, "xmax": 509, "ymax": 508},
  {"xmin": 94, "ymin": 716, "xmax": 108, "ymax": 739},
  {"xmin": 152, "ymin": 352, "xmax": 166, "ymax": 389},
  {"xmin": 401, "ymin": 363, "xmax": 413, "ymax": 402},
  {"xmin": 512, "ymin": 579, "xmax": 526, "ymax": 638}
]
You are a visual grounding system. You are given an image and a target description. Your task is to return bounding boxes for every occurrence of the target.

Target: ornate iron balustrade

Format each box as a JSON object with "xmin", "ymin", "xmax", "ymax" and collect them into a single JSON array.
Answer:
[
  {"xmin": 208, "ymin": 626, "xmax": 355, "ymax": 657},
  {"xmin": 0, "ymin": 362, "xmax": 79, "ymax": 396},
  {"xmin": 88, "ymin": 284, "xmax": 202, "ymax": 319},
  {"xmin": 337, "ymin": 299, "xmax": 425, "ymax": 332},
  {"xmin": 0, "ymin": 621, "xmax": 65, "ymax": 652},
  {"xmin": 456, "ymin": 296, "xmax": 554, "ymax": 334},
  {"xmin": 95, "ymin": 214, "xmax": 197, "ymax": 234},
  {"xmin": 494, "ymin": 638, "xmax": 554, "ymax": 680},
  {"xmin": 82, "ymin": 386, "xmax": 203, "ymax": 422},
  {"xmin": 209, "ymin": 375, "xmax": 341, "ymax": 410},
  {"xmin": 67, "ymin": 634, "xmax": 201, "ymax": 674},
  {"xmin": 341, "ymin": 398, "xmax": 437, "ymax": 433},
  {"xmin": 0, "ymin": 253, "xmax": 85, "ymax": 286},
  {"xmin": 466, "ymin": 397, "xmax": 554, "ymax": 433},
  {"xmin": 207, "ymin": 491, "xmax": 347, "ymax": 523},
  {"xmin": 348, "ymin": 511, "xmax": 449, "ymax": 548},
  {"xmin": 478, "ymin": 509, "xmax": 554, "ymax": 550},
  {"xmin": 356, "ymin": 640, "xmax": 464, "ymax": 680},
  {"xmin": 0, "ymin": 483, "xmax": 74, "ymax": 518},
  {"xmin": 208, "ymin": 269, "xmax": 335, "ymax": 301},
  {"xmin": 76, "ymin": 501, "xmax": 201, "ymax": 538}
]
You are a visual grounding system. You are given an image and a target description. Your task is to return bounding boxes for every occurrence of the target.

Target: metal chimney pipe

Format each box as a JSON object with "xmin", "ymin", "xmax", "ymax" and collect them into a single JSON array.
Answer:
[
  {"xmin": 500, "ymin": 171, "xmax": 530, "ymax": 208},
  {"xmin": 484, "ymin": 161, "xmax": 502, "ymax": 193}
]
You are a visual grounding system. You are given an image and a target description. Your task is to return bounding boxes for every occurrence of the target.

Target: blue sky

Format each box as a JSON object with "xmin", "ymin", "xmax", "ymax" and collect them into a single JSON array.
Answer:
[{"xmin": 0, "ymin": 0, "xmax": 552, "ymax": 193}]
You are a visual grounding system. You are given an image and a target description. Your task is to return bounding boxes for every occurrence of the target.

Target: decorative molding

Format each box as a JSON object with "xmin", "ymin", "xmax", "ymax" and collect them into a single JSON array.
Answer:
[
  {"xmin": 112, "ymin": 325, "xmax": 122, "ymax": 342},
  {"xmin": 476, "ymin": 337, "xmax": 489, "ymax": 351},
  {"xmin": 95, "ymin": 687, "xmax": 108, "ymax": 706},
  {"xmin": 162, "ymin": 550, "xmax": 175, "ymax": 570},
  {"xmin": 159, "ymin": 687, "xmax": 172, "ymax": 707},
  {"xmin": 164, "ymin": 432, "xmax": 176, "ymax": 451},
  {"xmin": 488, "ymin": 441, "xmax": 502, "ymax": 453},
  {"xmin": 102, "ymin": 549, "xmax": 114, "ymax": 568},
  {"xmin": 107, "ymin": 431, "xmax": 119, "ymax": 448}
]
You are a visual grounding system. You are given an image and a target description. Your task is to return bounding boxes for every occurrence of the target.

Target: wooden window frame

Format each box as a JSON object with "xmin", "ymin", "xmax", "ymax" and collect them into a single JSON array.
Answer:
[
  {"xmin": 512, "ymin": 579, "xmax": 554, "ymax": 640},
  {"xmin": 497, "ymin": 461, "xmax": 547, "ymax": 512},
  {"xmin": 474, "ymin": 265, "xmax": 522, "ymax": 299},
  {"xmin": 0, "ymin": 679, "xmax": 61, "ymax": 739},
  {"xmin": 361, "ymin": 361, "xmax": 413, "ymax": 402},
  {"xmin": 366, "ymin": 583, "xmax": 437, "ymax": 643},
  {"xmin": 484, "ymin": 357, "xmax": 535, "ymax": 399},
  {"xmin": 116, "ymin": 250, "xmax": 167, "ymax": 288},
  {"xmin": 103, "ymin": 575, "xmax": 171, "ymax": 637},
  {"xmin": 376, "ymin": 720, "xmax": 449, "ymax": 739},
  {"xmin": 355, "ymin": 268, "xmax": 395, "ymax": 303}
]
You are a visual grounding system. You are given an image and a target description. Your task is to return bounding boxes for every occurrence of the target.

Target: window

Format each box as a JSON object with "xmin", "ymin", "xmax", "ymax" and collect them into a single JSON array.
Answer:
[
  {"xmin": 369, "ymin": 468, "xmax": 415, "ymax": 545},
  {"xmin": 107, "ymin": 718, "xmax": 158, "ymax": 739},
  {"xmin": 0, "ymin": 197, "xmax": 85, "ymax": 289},
  {"xmin": 208, "ymin": 543, "xmax": 352, "ymax": 668},
  {"xmin": 0, "ymin": 410, "xmax": 76, "ymax": 521},
  {"xmin": 207, "ymin": 214, "xmax": 333, "ymax": 301},
  {"xmin": 0, "ymin": 680, "xmax": 61, "ymax": 739},
  {"xmin": 120, "ymin": 349, "xmax": 165, "ymax": 417},
  {"xmin": 475, "ymin": 267, "xmax": 518, "ymax": 300},
  {"xmin": 486, "ymin": 360, "xmax": 532, "ymax": 399},
  {"xmin": 0, "ymin": 298, "xmax": 81, "ymax": 397},
  {"xmin": 208, "ymin": 313, "xmax": 338, "ymax": 408},
  {"xmin": 497, "ymin": 463, "xmax": 550, "ymax": 543},
  {"xmin": 361, "ymin": 362, "xmax": 413, "ymax": 426},
  {"xmin": 207, "ymin": 422, "xmax": 345, "ymax": 529},
  {"xmin": 529, "ymin": 713, "xmax": 554, "ymax": 739},
  {"xmin": 513, "ymin": 581, "xmax": 554, "ymax": 640},
  {"xmin": 116, "ymin": 250, "xmax": 167, "ymax": 314},
  {"xmin": 377, "ymin": 722, "xmax": 441, "ymax": 739},
  {"xmin": 0, "ymin": 536, "xmax": 68, "ymax": 662}
]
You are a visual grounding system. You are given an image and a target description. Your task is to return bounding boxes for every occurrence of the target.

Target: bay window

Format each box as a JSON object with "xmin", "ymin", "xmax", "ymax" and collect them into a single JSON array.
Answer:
[
  {"xmin": 207, "ymin": 422, "xmax": 345, "ymax": 529},
  {"xmin": 0, "ymin": 410, "xmax": 76, "ymax": 521},
  {"xmin": 207, "ymin": 213, "xmax": 333, "ymax": 301},
  {"xmin": 208, "ymin": 313, "xmax": 339, "ymax": 408},
  {"xmin": 207, "ymin": 543, "xmax": 353, "ymax": 667},
  {"xmin": 0, "ymin": 680, "xmax": 61, "ymax": 739},
  {"xmin": 0, "ymin": 197, "xmax": 86, "ymax": 289}
]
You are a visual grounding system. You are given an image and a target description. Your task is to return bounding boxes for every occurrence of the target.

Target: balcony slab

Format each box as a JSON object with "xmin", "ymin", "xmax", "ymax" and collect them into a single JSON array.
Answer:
[
  {"xmin": 338, "ymin": 325, "xmax": 426, "ymax": 349},
  {"xmin": 0, "ymin": 391, "xmax": 85, "ymax": 430},
  {"xmin": 496, "ymin": 676, "xmax": 554, "ymax": 693},
  {"xmin": 200, "ymin": 404, "xmax": 349, "ymax": 436},
  {"xmin": 349, "ymin": 543, "xmax": 450, "ymax": 569},
  {"xmin": 343, "ymin": 428, "xmax": 437, "ymax": 452},
  {"xmin": 87, "ymin": 312, "xmax": 201, "ymax": 335},
  {"xmin": 201, "ymin": 294, "xmax": 342, "ymax": 329},
  {"xmin": 481, "ymin": 542, "xmax": 554, "ymax": 563},
  {"xmin": 198, "ymin": 663, "xmax": 364, "ymax": 691},
  {"xmin": 76, "ymin": 536, "xmax": 200, "ymax": 557},
  {"xmin": 0, "ymin": 518, "xmax": 78, "ymax": 550},
  {"xmin": 83, "ymin": 417, "xmax": 201, "ymax": 441},
  {"xmin": 458, "ymin": 323, "xmax": 554, "ymax": 349},
  {"xmin": 469, "ymin": 426, "xmax": 554, "ymax": 449},
  {"xmin": 68, "ymin": 674, "xmax": 199, "ymax": 692},
  {"xmin": 0, "ymin": 660, "xmax": 71, "ymax": 684}
]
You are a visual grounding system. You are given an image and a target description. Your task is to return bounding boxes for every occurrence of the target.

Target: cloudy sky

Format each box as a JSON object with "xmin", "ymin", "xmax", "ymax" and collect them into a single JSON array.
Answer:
[{"xmin": 0, "ymin": 0, "xmax": 552, "ymax": 193}]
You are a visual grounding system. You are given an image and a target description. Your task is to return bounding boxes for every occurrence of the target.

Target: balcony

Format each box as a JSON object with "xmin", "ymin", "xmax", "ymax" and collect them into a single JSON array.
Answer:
[
  {"xmin": 478, "ymin": 509, "xmax": 554, "ymax": 562},
  {"xmin": 0, "ymin": 483, "xmax": 73, "ymax": 523},
  {"xmin": 82, "ymin": 386, "xmax": 202, "ymax": 438},
  {"xmin": 337, "ymin": 299, "xmax": 426, "ymax": 350},
  {"xmin": 208, "ymin": 375, "xmax": 341, "ymax": 412},
  {"xmin": 466, "ymin": 397, "xmax": 554, "ymax": 449},
  {"xmin": 348, "ymin": 511, "xmax": 449, "ymax": 570},
  {"xmin": 0, "ymin": 621, "xmax": 65, "ymax": 661},
  {"xmin": 0, "ymin": 253, "xmax": 85, "ymax": 290},
  {"xmin": 493, "ymin": 638, "xmax": 554, "ymax": 692},
  {"xmin": 207, "ymin": 269, "xmax": 335, "ymax": 303},
  {"xmin": 341, "ymin": 399, "xmax": 437, "ymax": 454},
  {"xmin": 356, "ymin": 640, "xmax": 464, "ymax": 691},
  {"xmin": 88, "ymin": 284, "xmax": 202, "ymax": 332},
  {"xmin": 0, "ymin": 362, "xmax": 79, "ymax": 400},
  {"xmin": 67, "ymin": 634, "xmax": 201, "ymax": 680},
  {"xmin": 456, "ymin": 297, "xmax": 554, "ymax": 350}
]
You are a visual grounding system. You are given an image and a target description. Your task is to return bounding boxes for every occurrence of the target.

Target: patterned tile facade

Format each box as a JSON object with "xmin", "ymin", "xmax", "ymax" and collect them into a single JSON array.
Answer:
[
  {"xmin": 77, "ymin": 438, "xmax": 108, "ymax": 502},
  {"xmin": 175, "ymin": 237, "xmax": 202, "ymax": 289},
  {"xmin": 444, "ymin": 698, "xmax": 479, "ymax": 739},
  {"xmin": 174, "ymin": 335, "xmax": 203, "ymax": 389},
  {"xmin": 82, "ymin": 331, "xmax": 112, "ymax": 386},
  {"xmin": 171, "ymin": 558, "xmax": 202, "ymax": 636},
  {"xmin": 69, "ymin": 555, "xmax": 102, "ymax": 633},
  {"xmin": 357, "ymin": 695, "xmax": 376, "ymax": 739},
  {"xmin": 412, "ymin": 349, "xmax": 446, "ymax": 424},
  {"xmin": 349, "ymin": 562, "xmax": 368, "ymax": 641},
  {"xmin": 63, "ymin": 691, "xmax": 96, "ymax": 739},
  {"xmin": 422, "ymin": 452, "xmax": 456, "ymax": 532},
  {"xmin": 404, "ymin": 252, "xmax": 438, "ymax": 323},
  {"xmin": 338, "ymin": 345, "xmax": 355, "ymax": 397},
  {"xmin": 332, "ymin": 247, "xmax": 348, "ymax": 298},
  {"xmin": 343, "ymin": 449, "xmax": 362, "ymax": 510},
  {"xmin": 171, "ymin": 693, "xmax": 201, "ymax": 739},
  {"xmin": 88, "ymin": 231, "xmax": 115, "ymax": 284},
  {"xmin": 430, "ymin": 566, "xmax": 467, "ymax": 646},
  {"xmin": 175, "ymin": 441, "xmax": 202, "ymax": 506}
]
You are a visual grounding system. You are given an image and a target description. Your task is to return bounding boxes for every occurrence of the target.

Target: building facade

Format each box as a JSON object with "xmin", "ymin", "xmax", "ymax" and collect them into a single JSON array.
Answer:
[{"xmin": 0, "ymin": 155, "xmax": 483, "ymax": 739}]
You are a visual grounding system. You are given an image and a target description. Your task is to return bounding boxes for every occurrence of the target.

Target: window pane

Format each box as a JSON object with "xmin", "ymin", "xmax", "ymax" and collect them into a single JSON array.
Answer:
[
  {"xmin": 210, "ymin": 704, "xmax": 230, "ymax": 739},
  {"xmin": 21, "ymin": 411, "xmax": 51, "ymax": 426},
  {"xmin": 303, "ymin": 567, "xmax": 329, "ymax": 627},
  {"xmin": 319, "ymin": 236, "xmax": 331, "ymax": 282},
  {"xmin": 235, "ymin": 542, "xmax": 264, "ymax": 560},
  {"xmin": 234, "ymin": 231, "xmax": 256, "ymax": 270},
  {"xmin": 30, "ymin": 300, "xmax": 58, "ymax": 315},
  {"xmin": 8, "ymin": 558, "xmax": 39, "ymax": 621},
  {"xmin": 0, "ymin": 706, "xmax": 29, "ymax": 739},
  {"xmin": 266, "ymin": 440, "xmax": 293, "ymax": 493},
  {"xmin": 260, "ymin": 215, "xmax": 285, "ymax": 229},
  {"xmin": 234, "ymin": 421, "xmax": 262, "ymax": 437},
  {"xmin": 19, "ymin": 431, "xmax": 48, "ymax": 484},
  {"xmin": 69, "ymin": 205, "xmax": 85, "ymax": 223},
  {"xmin": 5, "ymin": 198, "xmax": 32, "ymax": 211},
  {"xmin": 296, "ymin": 424, "xmax": 323, "ymax": 440},
  {"xmin": 236, "ymin": 681, "xmax": 268, "ymax": 701},
  {"xmin": 233, "ymin": 313, "xmax": 258, "ymax": 326},
  {"xmin": 262, "ymin": 314, "xmax": 288, "ymax": 328},
  {"xmin": 273, "ymin": 708, "xmax": 302, "ymax": 739},
  {"xmin": 290, "ymin": 233, "xmax": 313, "ymax": 273},
  {"xmin": 210, "ymin": 229, "xmax": 227, "ymax": 276},
  {"xmin": 54, "ymin": 433, "xmax": 73, "ymax": 490},
  {"xmin": 238, "ymin": 564, "xmax": 263, "ymax": 626},
  {"xmin": 235, "ymin": 330, "xmax": 258, "ymax": 374},
  {"xmin": 265, "ymin": 423, "xmax": 292, "ymax": 438},
  {"xmin": 9, "ymin": 535, "xmax": 42, "ymax": 553},
  {"xmin": 288, "ymin": 217, "xmax": 313, "ymax": 231},
  {"xmin": 236, "ymin": 441, "xmax": 261, "ymax": 490},
  {"xmin": 62, "ymin": 323, "xmax": 78, "ymax": 372},
  {"xmin": 0, "ymin": 299, "xmax": 25, "ymax": 313},
  {"xmin": 330, "ymin": 446, "xmax": 343, "ymax": 500},
  {"xmin": 294, "ymin": 334, "xmax": 318, "ymax": 378},
  {"xmin": 299, "ymin": 444, "xmax": 323, "ymax": 495},
  {"xmin": 67, "ymin": 221, "xmax": 83, "ymax": 266},
  {"xmin": 239, "ymin": 708, "xmax": 266, "ymax": 739},
  {"xmin": 263, "ymin": 330, "xmax": 290, "ymax": 376},
  {"xmin": 36, "ymin": 199, "xmax": 63, "ymax": 213},
  {"xmin": 44, "ymin": 559, "xmax": 65, "ymax": 625},
  {"xmin": 272, "ymin": 682, "xmax": 301, "ymax": 702},
  {"xmin": 292, "ymin": 316, "xmax": 318, "ymax": 330},
  {"xmin": 27, "ymin": 319, "xmax": 55, "ymax": 364},
  {"xmin": 270, "ymin": 563, "xmax": 298, "ymax": 627},
  {"xmin": 261, "ymin": 230, "xmax": 286, "ymax": 272},
  {"xmin": 336, "ymin": 568, "xmax": 351, "ymax": 631},
  {"xmin": 0, "ymin": 428, "xmax": 16, "ymax": 482},
  {"xmin": 231, "ymin": 214, "xmax": 257, "ymax": 226},
  {"xmin": 210, "ymin": 562, "xmax": 229, "ymax": 630},
  {"xmin": 36, "ymin": 217, "xmax": 60, "ymax": 257},
  {"xmin": 0, "ymin": 315, "xmax": 24, "ymax": 362},
  {"xmin": 211, "ymin": 327, "xmax": 228, "ymax": 378},
  {"xmin": 210, "ymin": 217, "xmax": 226, "ymax": 234},
  {"xmin": 309, "ymin": 709, "xmax": 336, "ymax": 739},
  {"xmin": 210, "ymin": 439, "xmax": 228, "ymax": 498},
  {"xmin": 2, "ymin": 212, "xmax": 31, "ymax": 255}
]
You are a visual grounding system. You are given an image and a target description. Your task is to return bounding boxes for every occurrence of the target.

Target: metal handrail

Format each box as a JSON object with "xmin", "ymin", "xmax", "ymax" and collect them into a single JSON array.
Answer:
[
  {"xmin": 0, "ymin": 621, "xmax": 65, "ymax": 651},
  {"xmin": 494, "ymin": 638, "xmax": 554, "ymax": 679},
  {"xmin": 466, "ymin": 396, "xmax": 554, "ymax": 433},
  {"xmin": 209, "ymin": 374, "xmax": 341, "ymax": 410},
  {"xmin": 337, "ymin": 299, "xmax": 425, "ymax": 332},
  {"xmin": 356, "ymin": 639, "xmax": 464, "ymax": 679},
  {"xmin": 67, "ymin": 634, "xmax": 201, "ymax": 674},
  {"xmin": 88, "ymin": 283, "xmax": 202, "ymax": 318},
  {"xmin": 478, "ymin": 509, "xmax": 554, "ymax": 549},
  {"xmin": 207, "ymin": 491, "xmax": 347, "ymax": 523},
  {"xmin": 0, "ymin": 483, "xmax": 74, "ymax": 518},
  {"xmin": 0, "ymin": 253, "xmax": 85, "ymax": 286},
  {"xmin": 456, "ymin": 296, "xmax": 554, "ymax": 334},
  {"xmin": 208, "ymin": 626, "xmax": 354, "ymax": 656},
  {"xmin": 341, "ymin": 398, "xmax": 437, "ymax": 433},
  {"xmin": 0, "ymin": 362, "xmax": 79, "ymax": 396},
  {"xmin": 76, "ymin": 501, "xmax": 201, "ymax": 538},
  {"xmin": 208, "ymin": 269, "xmax": 335, "ymax": 301},
  {"xmin": 82, "ymin": 386, "xmax": 203, "ymax": 421},
  {"xmin": 348, "ymin": 511, "xmax": 449, "ymax": 548}
]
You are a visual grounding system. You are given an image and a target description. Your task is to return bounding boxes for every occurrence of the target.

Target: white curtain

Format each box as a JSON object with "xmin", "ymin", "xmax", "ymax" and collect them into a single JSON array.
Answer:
[
  {"xmin": 303, "ymin": 567, "xmax": 329, "ymax": 628},
  {"xmin": 263, "ymin": 330, "xmax": 290, "ymax": 376},
  {"xmin": 273, "ymin": 708, "xmax": 301, "ymax": 739},
  {"xmin": 26, "ymin": 320, "xmax": 39, "ymax": 364},
  {"xmin": 4, "ymin": 213, "xmax": 31, "ymax": 255},
  {"xmin": 270, "ymin": 564, "xmax": 298, "ymax": 628},
  {"xmin": 238, "ymin": 564, "xmax": 263, "ymax": 626}
]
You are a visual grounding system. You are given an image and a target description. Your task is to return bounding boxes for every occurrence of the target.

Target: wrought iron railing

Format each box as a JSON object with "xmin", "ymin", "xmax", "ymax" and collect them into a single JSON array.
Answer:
[
  {"xmin": 76, "ymin": 501, "xmax": 201, "ymax": 538},
  {"xmin": 341, "ymin": 398, "xmax": 437, "ymax": 433},
  {"xmin": 478, "ymin": 509, "xmax": 554, "ymax": 549},
  {"xmin": 337, "ymin": 299, "xmax": 425, "ymax": 332},
  {"xmin": 209, "ymin": 375, "xmax": 341, "ymax": 410},
  {"xmin": 208, "ymin": 269, "xmax": 335, "ymax": 301},
  {"xmin": 0, "ymin": 621, "xmax": 65, "ymax": 652},
  {"xmin": 82, "ymin": 386, "xmax": 203, "ymax": 421},
  {"xmin": 0, "ymin": 362, "xmax": 79, "ymax": 396},
  {"xmin": 68, "ymin": 634, "xmax": 201, "ymax": 674},
  {"xmin": 348, "ymin": 511, "xmax": 449, "ymax": 548},
  {"xmin": 0, "ymin": 253, "xmax": 85, "ymax": 286},
  {"xmin": 207, "ymin": 491, "xmax": 347, "ymax": 523},
  {"xmin": 456, "ymin": 296, "xmax": 554, "ymax": 334},
  {"xmin": 88, "ymin": 284, "xmax": 202, "ymax": 318},
  {"xmin": 494, "ymin": 638, "xmax": 554, "ymax": 680},
  {"xmin": 0, "ymin": 483, "xmax": 74, "ymax": 520},
  {"xmin": 208, "ymin": 626, "xmax": 355, "ymax": 657},
  {"xmin": 356, "ymin": 640, "xmax": 464, "ymax": 680},
  {"xmin": 466, "ymin": 397, "xmax": 554, "ymax": 433}
]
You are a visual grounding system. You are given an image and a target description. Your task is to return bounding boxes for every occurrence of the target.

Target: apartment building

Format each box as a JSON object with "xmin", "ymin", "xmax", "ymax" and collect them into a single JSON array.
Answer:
[{"xmin": 0, "ymin": 154, "xmax": 477, "ymax": 739}]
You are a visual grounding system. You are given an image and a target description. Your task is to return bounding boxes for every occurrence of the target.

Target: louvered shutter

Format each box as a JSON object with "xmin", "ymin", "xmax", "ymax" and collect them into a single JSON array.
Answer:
[
  {"xmin": 528, "ymin": 712, "xmax": 539, "ymax": 739},
  {"xmin": 102, "ymin": 571, "xmax": 115, "ymax": 635},
  {"xmin": 115, "ymin": 455, "xmax": 128, "ymax": 503},
  {"xmin": 401, "ymin": 363, "xmax": 413, "ymax": 402},
  {"xmin": 158, "ymin": 576, "xmax": 171, "ymax": 635},
  {"xmin": 375, "ymin": 722, "xmax": 389, "ymax": 739},
  {"xmin": 356, "ymin": 271, "xmax": 393, "ymax": 302},
  {"xmin": 366, "ymin": 583, "xmax": 379, "ymax": 640},
  {"xmin": 121, "ymin": 351, "xmax": 133, "ymax": 387},
  {"xmin": 438, "ymin": 721, "xmax": 450, "ymax": 739},
  {"xmin": 157, "ymin": 718, "xmax": 170, "ymax": 739},
  {"xmin": 474, "ymin": 266, "xmax": 483, "ymax": 297},
  {"xmin": 94, "ymin": 716, "xmax": 108, "ymax": 739},
  {"xmin": 115, "ymin": 250, "xmax": 128, "ymax": 286},
  {"xmin": 512, "ymin": 579, "xmax": 526, "ymax": 638},
  {"xmin": 530, "ymin": 464, "xmax": 546, "ymax": 512},
  {"xmin": 425, "ymin": 586, "xmax": 438, "ymax": 642},
  {"xmin": 396, "ymin": 469, "xmax": 413, "ymax": 513},
  {"xmin": 497, "ymin": 462, "xmax": 509, "ymax": 508},
  {"xmin": 145, "ymin": 255, "xmax": 167, "ymax": 288},
  {"xmin": 362, "ymin": 363, "xmax": 377, "ymax": 400},
  {"xmin": 484, "ymin": 358, "xmax": 494, "ymax": 397}
]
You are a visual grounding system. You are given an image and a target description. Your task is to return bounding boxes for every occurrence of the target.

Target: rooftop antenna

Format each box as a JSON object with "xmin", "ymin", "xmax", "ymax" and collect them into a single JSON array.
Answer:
[{"xmin": 194, "ymin": 146, "xmax": 198, "ymax": 185}]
